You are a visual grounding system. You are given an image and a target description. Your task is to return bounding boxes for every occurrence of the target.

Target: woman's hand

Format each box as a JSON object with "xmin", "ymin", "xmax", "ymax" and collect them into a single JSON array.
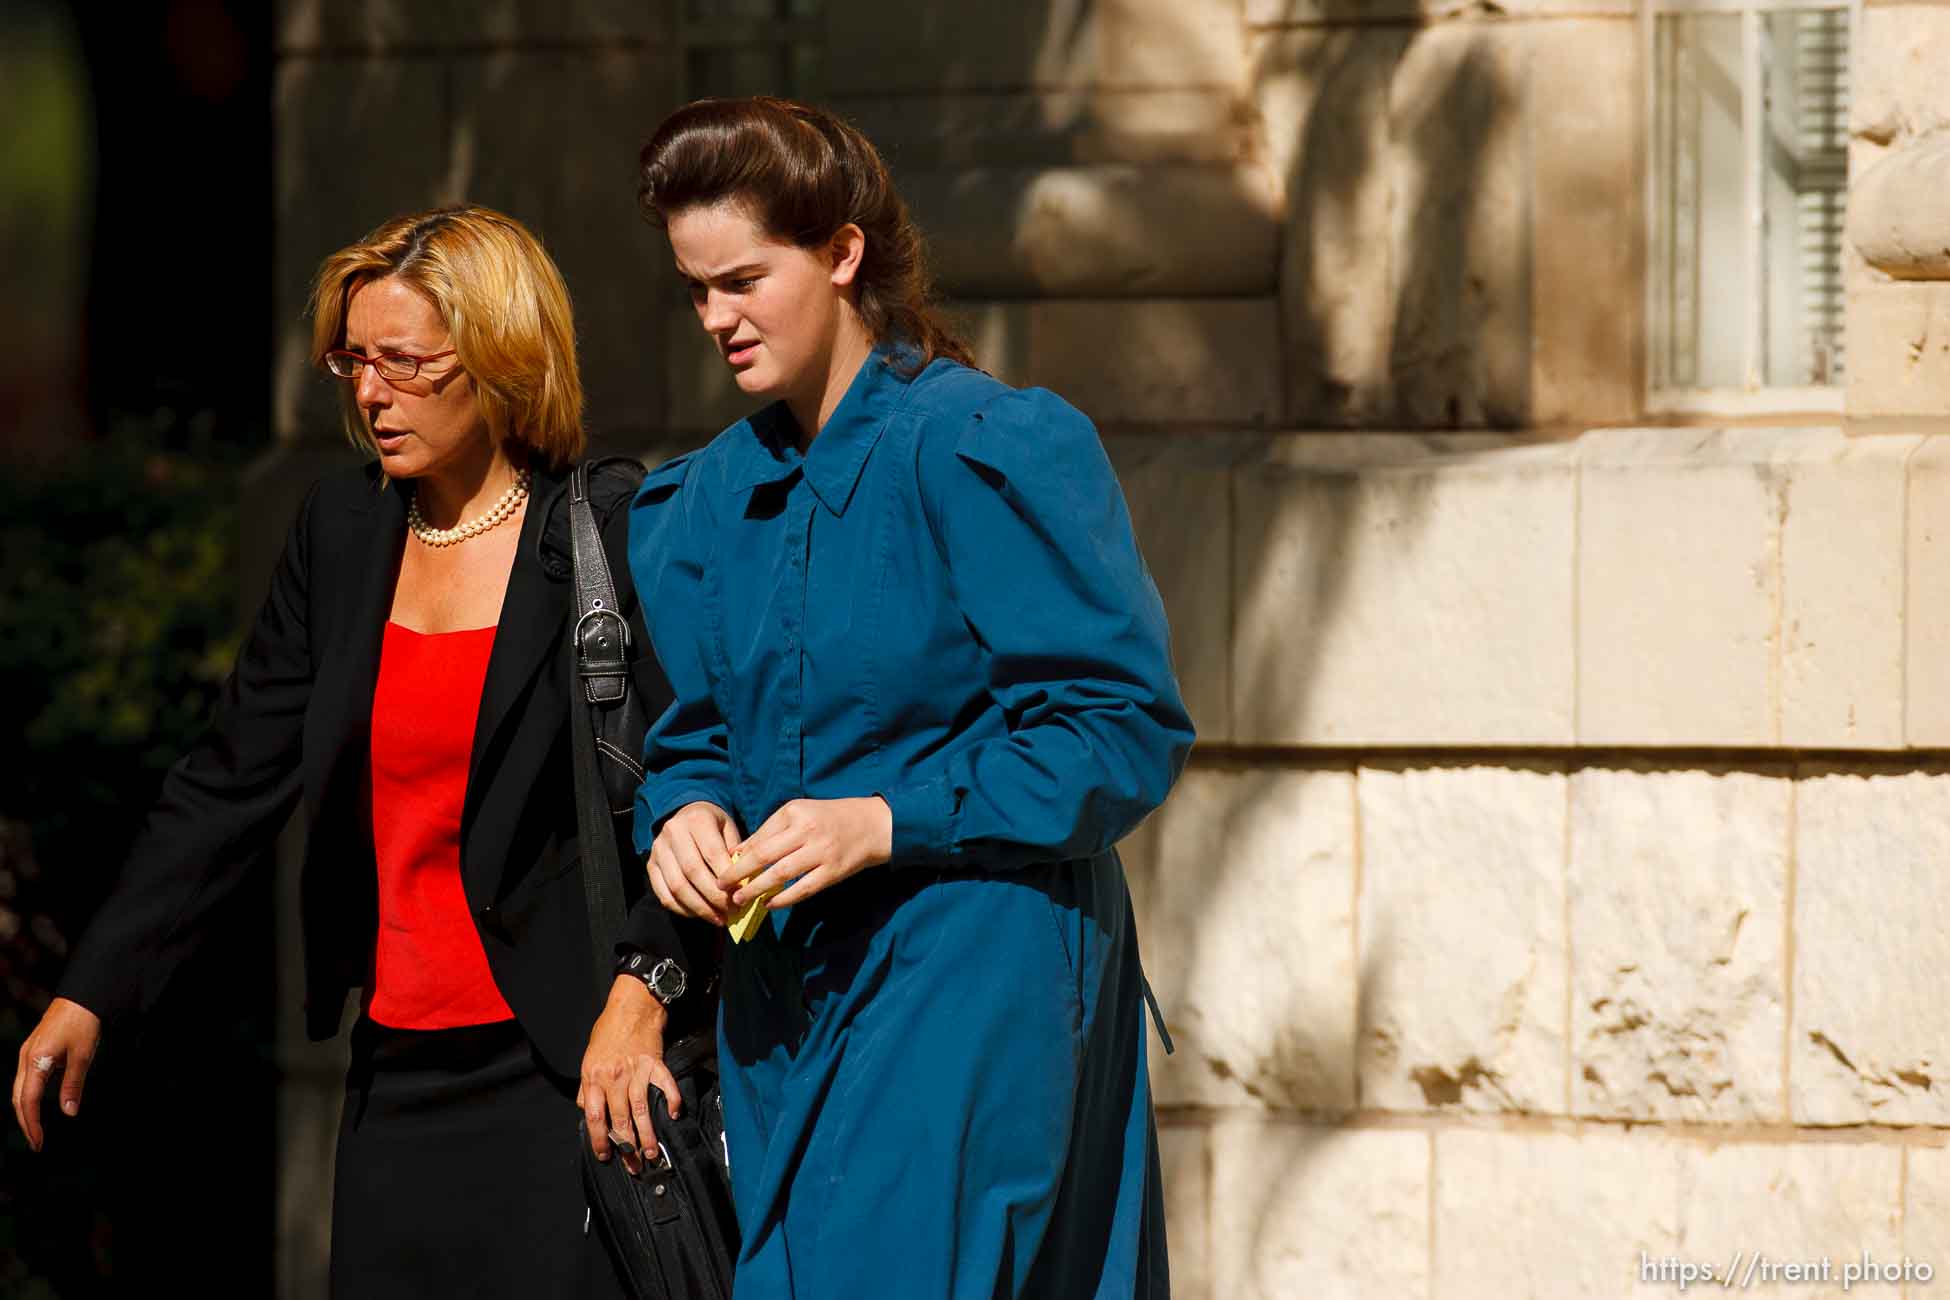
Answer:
[
  {"xmin": 725, "ymin": 796, "xmax": 893, "ymax": 912},
  {"xmin": 648, "ymin": 801, "xmax": 740, "ymax": 924},
  {"xmin": 12, "ymin": 997, "xmax": 102, "ymax": 1152},
  {"xmin": 578, "ymin": 976, "xmax": 681, "ymax": 1176}
]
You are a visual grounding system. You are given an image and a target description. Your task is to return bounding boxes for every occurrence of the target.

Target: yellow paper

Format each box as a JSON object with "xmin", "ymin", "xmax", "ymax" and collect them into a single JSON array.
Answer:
[{"xmin": 725, "ymin": 851, "xmax": 777, "ymax": 944}]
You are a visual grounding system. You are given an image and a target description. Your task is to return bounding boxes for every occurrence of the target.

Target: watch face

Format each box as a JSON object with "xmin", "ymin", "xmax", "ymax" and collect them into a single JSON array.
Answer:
[{"xmin": 649, "ymin": 959, "xmax": 686, "ymax": 1002}]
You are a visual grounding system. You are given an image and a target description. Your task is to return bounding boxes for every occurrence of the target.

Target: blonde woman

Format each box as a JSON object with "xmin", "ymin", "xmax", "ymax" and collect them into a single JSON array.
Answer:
[{"xmin": 9, "ymin": 206, "xmax": 712, "ymax": 1298}]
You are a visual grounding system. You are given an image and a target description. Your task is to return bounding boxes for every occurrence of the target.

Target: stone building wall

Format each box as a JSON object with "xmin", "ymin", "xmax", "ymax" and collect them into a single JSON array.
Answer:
[{"xmin": 266, "ymin": 0, "xmax": 1950, "ymax": 1295}]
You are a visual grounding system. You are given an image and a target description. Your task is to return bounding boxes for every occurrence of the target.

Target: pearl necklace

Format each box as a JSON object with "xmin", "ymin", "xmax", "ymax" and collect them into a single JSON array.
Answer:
[{"xmin": 407, "ymin": 469, "xmax": 532, "ymax": 547}]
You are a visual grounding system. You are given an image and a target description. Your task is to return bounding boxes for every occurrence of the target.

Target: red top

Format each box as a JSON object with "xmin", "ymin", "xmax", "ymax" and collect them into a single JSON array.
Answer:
[{"xmin": 365, "ymin": 621, "xmax": 515, "ymax": 1029}]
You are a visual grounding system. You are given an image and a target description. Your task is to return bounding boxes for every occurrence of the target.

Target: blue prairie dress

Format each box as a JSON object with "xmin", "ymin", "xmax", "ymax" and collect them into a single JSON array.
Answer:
[{"xmin": 628, "ymin": 345, "xmax": 1194, "ymax": 1300}]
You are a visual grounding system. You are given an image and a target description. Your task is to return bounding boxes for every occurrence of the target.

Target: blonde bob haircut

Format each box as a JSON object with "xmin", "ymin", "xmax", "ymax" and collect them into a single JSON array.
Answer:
[{"xmin": 308, "ymin": 205, "xmax": 585, "ymax": 471}]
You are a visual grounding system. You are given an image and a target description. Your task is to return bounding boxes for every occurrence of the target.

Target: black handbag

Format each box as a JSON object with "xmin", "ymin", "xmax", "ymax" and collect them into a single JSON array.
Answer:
[{"xmin": 562, "ymin": 459, "xmax": 739, "ymax": 1300}]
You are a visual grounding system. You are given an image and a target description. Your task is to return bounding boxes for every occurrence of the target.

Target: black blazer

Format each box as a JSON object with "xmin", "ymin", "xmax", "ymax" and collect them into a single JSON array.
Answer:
[{"xmin": 59, "ymin": 460, "xmax": 713, "ymax": 1079}]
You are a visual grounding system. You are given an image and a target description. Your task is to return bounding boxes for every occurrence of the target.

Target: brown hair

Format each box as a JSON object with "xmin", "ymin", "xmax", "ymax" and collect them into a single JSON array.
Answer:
[
  {"xmin": 637, "ymin": 97, "xmax": 972, "ymax": 374},
  {"xmin": 308, "ymin": 205, "xmax": 585, "ymax": 471}
]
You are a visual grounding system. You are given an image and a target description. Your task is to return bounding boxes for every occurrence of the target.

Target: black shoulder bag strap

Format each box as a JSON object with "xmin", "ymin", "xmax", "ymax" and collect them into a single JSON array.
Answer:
[{"xmin": 567, "ymin": 461, "xmax": 633, "ymax": 999}]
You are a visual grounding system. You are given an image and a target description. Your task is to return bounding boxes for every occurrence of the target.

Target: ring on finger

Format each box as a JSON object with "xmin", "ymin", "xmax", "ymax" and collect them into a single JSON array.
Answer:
[{"xmin": 31, "ymin": 1055, "xmax": 55, "ymax": 1074}]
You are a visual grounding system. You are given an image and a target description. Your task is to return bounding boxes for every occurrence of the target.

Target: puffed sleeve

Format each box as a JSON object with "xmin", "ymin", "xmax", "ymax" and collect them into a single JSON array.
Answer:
[
  {"xmin": 885, "ymin": 387, "xmax": 1195, "ymax": 868},
  {"xmin": 58, "ymin": 482, "xmax": 319, "ymax": 1027},
  {"xmin": 627, "ymin": 452, "xmax": 742, "ymax": 853}
]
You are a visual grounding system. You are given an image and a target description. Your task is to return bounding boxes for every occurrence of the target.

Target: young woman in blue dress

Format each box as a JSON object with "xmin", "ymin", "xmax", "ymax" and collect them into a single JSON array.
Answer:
[{"xmin": 628, "ymin": 97, "xmax": 1195, "ymax": 1300}]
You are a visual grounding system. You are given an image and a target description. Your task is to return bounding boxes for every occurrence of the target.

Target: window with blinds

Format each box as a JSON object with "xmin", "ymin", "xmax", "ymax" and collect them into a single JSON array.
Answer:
[{"xmin": 1648, "ymin": 2, "xmax": 1850, "ymax": 408}]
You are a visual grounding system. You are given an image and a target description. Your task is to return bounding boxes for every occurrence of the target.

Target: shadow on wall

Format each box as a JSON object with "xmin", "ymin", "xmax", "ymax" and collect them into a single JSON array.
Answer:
[
  {"xmin": 1268, "ymin": 26, "xmax": 1527, "ymax": 429},
  {"xmin": 882, "ymin": 4, "xmax": 1536, "ymax": 1289},
  {"xmin": 267, "ymin": 3, "xmax": 1566, "ymax": 1289}
]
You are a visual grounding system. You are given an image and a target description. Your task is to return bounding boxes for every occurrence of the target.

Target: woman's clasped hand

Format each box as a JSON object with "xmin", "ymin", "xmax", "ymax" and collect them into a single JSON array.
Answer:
[{"xmin": 647, "ymin": 796, "xmax": 894, "ymax": 923}]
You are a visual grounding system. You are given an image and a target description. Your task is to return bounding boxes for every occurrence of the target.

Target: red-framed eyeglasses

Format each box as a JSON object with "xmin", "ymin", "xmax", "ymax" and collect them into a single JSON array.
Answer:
[{"xmin": 322, "ymin": 349, "xmax": 458, "ymax": 382}]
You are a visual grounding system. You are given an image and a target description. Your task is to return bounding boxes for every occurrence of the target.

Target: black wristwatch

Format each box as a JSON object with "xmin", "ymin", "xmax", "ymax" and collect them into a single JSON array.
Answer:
[{"xmin": 615, "ymin": 949, "xmax": 687, "ymax": 1007}]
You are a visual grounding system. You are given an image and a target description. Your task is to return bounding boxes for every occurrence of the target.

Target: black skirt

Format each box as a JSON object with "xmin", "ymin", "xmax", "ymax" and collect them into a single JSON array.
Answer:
[{"xmin": 330, "ymin": 1017, "xmax": 626, "ymax": 1299}]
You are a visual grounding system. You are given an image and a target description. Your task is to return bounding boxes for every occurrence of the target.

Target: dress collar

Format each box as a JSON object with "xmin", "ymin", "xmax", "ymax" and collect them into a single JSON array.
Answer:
[{"xmin": 722, "ymin": 343, "xmax": 918, "ymax": 516}]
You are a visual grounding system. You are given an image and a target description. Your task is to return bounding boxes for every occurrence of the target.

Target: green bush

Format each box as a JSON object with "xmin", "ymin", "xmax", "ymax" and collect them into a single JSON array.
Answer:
[
  {"xmin": 0, "ymin": 433, "xmax": 239, "ymax": 912},
  {"xmin": 0, "ymin": 432, "xmax": 242, "ymax": 1297}
]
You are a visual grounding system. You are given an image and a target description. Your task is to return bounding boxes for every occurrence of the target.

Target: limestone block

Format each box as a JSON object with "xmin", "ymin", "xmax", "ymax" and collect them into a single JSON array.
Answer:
[
  {"xmin": 274, "ymin": 58, "xmax": 448, "ymax": 440},
  {"xmin": 1254, "ymin": 28, "xmax": 1407, "ymax": 426},
  {"xmin": 1232, "ymin": 436, "xmax": 1577, "ymax": 746},
  {"xmin": 1849, "ymin": 135, "xmax": 1950, "ymax": 281},
  {"xmin": 1792, "ymin": 768, "xmax": 1950, "ymax": 1125},
  {"xmin": 954, "ymin": 299, "xmax": 1283, "ymax": 427},
  {"xmin": 277, "ymin": 0, "xmax": 673, "ymax": 50},
  {"xmin": 908, "ymin": 165, "xmax": 1278, "ymax": 299},
  {"xmin": 1845, "ymin": 278, "xmax": 1950, "ymax": 420},
  {"xmin": 1249, "ymin": 0, "xmax": 1421, "ymax": 21},
  {"xmin": 1097, "ymin": 0, "xmax": 1249, "ymax": 93},
  {"xmin": 549, "ymin": 0, "xmax": 677, "ymax": 42},
  {"xmin": 1211, "ymin": 1119, "xmax": 1428, "ymax": 1300},
  {"xmin": 1849, "ymin": 5, "xmax": 1950, "ymax": 148},
  {"xmin": 665, "ymin": 302, "xmax": 762, "ymax": 435},
  {"xmin": 833, "ymin": 90, "xmax": 1255, "ymax": 170},
  {"xmin": 1159, "ymin": 1125, "xmax": 1212, "ymax": 1300},
  {"xmin": 1910, "ymin": 438, "xmax": 1950, "ymax": 743},
  {"xmin": 1568, "ymin": 766, "xmax": 1791, "ymax": 1123},
  {"xmin": 1385, "ymin": 24, "xmax": 1531, "ymax": 429},
  {"xmin": 1434, "ymin": 1129, "xmax": 1680, "ymax": 1300},
  {"xmin": 277, "ymin": 0, "xmax": 512, "ymax": 51},
  {"xmin": 1906, "ymin": 1147, "xmax": 1950, "ymax": 1288},
  {"xmin": 1357, "ymin": 764, "xmax": 1568, "ymax": 1114},
  {"xmin": 1778, "ymin": 432, "xmax": 1916, "ymax": 748},
  {"xmin": 1119, "ymin": 768, "xmax": 1358, "ymax": 1111},
  {"xmin": 449, "ymin": 49, "xmax": 681, "ymax": 436},
  {"xmin": 1529, "ymin": 19, "xmax": 1642, "ymax": 429},
  {"xmin": 827, "ymin": 0, "xmax": 1247, "ymax": 94},
  {"xmin": 1576, "ymin": 428, "xmax": 1790, "ymax": 747},
  {"xmin": 1256, "ymin": 25, "xmax": 1532, "ymax": 427},
  {"xmin": 1679, "ymin": 1143, "xmax": 1902, "ymax": 1300},
  {"xmin": 1104, "ymin": 436, "xmax": 1241, "ymax": 742},
  {"xmin": 824, "ymin": 0, "xmax": 1098, "ymax": 95},
  {"xmin": 1248, "ymin": 0, "xmax": 1630, "ymax": 20}
]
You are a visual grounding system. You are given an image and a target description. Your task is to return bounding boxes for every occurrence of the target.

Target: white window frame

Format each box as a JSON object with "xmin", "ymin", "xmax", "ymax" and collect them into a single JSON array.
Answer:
[{"xmin": 1641, "ymin": 0, "xmax": 1856, "ymax": 416}]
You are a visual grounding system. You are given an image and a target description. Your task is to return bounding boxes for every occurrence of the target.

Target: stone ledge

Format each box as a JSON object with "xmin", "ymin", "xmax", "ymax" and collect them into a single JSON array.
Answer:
[{"xmin": 1098, "ymin": 427, "xmax": 1925, "ymax": 749}]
